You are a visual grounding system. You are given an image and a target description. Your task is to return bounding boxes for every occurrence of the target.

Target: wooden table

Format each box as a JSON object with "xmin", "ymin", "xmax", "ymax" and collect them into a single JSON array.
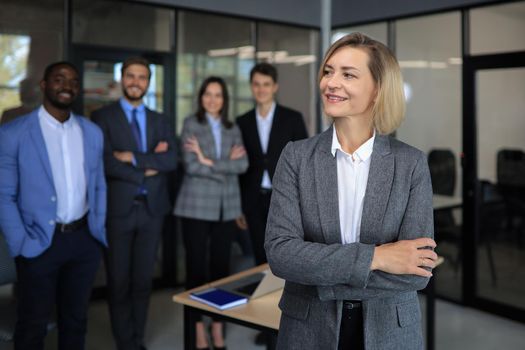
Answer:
[
  {"xmin": 174, "ymin": 260, "xmax": 444, "ymax": 350},
  {"xmin": 173, "ymin": 264, "xmax": 280, "ymax": 350}
]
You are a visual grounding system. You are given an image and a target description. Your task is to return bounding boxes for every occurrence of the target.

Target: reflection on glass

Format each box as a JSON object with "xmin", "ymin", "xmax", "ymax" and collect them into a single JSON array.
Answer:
[
  {"xmin": 476, "ymin": 68, "xmax": 525, "ymax": 309},
  {"xmin": 395, "ymin": 12, "xmax": 463, "ymax": 301},
  {"xmin": 257, "ymin": 23, "xmax": 319, "ymax": 135},
  {"xmin": 83, "ymin": 61, "xmax": 164, "ymax": 117},
  {"xmin": 176, "ymin": 11, "xmax": 252, "ymax": 134},
  {"xmin": 0, "ymin": 0, "xmax": 63, "ymax": 122},
  {"xmin": 331, "ymin": 22, "xmax": 388, "ymax": 45},
  {"xmin": 73, "ymin": 0, "xmax": 173, "ymax": 52},
  {"xmin": 470, "ymin": 1, "xmax": 525, "ymax": 55}
]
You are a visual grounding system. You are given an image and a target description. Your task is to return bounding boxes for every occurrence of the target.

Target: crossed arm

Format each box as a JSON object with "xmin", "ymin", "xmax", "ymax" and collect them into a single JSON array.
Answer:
[{"xmin": 265, "ymin": 142, "xmax": 437, "ymax": 298}]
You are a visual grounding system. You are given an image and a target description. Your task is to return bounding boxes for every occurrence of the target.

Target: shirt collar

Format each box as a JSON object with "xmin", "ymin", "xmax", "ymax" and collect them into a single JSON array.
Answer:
[
  {"xmin": 256, "ymin": 101, "xmax": 276, "ymax": 124},
  {"xmin": 39, "ymin": 105, "xmax": 75, "ymax": 129},
  {"xmin": 330, "ymin": 126, "xmax": 376, "ymax": 162},
  {"xmin": 206, "ymin": 113, "xmax": 222, "ymax": 129},
  {"xmin": 119, "ymin": 97, "xmax": 145, "ymax": 115}
]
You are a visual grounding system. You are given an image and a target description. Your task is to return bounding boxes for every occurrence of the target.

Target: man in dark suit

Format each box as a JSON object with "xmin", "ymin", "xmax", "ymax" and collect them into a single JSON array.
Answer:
[
  {"xmin": 91, "ymin": 57, "xmax": 177, "ymax": 350},
  {"xmin": 237, "ymin": 63, "xmax": 308, "ymax": 266},
  {"xmin": 0, "ymin": 61, "xmax": 106, "ymax": 350}
]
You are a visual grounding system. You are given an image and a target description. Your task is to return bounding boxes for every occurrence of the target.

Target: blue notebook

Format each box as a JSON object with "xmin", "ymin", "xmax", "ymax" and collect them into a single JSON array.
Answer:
[{"xmin": 190, "ymin": 288, "xmax": 248, "ymax": 310}]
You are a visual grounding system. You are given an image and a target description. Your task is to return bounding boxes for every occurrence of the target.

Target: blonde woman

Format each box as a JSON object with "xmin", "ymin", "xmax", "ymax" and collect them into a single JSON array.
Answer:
[{"xmin": 265, "ymin": 33, "xmax": 437, "ymax": 350}]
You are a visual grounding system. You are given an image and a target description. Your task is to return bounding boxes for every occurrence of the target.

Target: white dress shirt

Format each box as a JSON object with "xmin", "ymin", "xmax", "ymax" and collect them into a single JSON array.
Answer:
[
  {"xmin": 39, "ymin": 106, "xmax": 88, "ymax": 223},
  {"xmin": 331, "ymin": 126, "xmax": 375, "ymax": 245},
  {"xmin": 256, "ymin": 102, "xmax": 276, "ymax": 189}
]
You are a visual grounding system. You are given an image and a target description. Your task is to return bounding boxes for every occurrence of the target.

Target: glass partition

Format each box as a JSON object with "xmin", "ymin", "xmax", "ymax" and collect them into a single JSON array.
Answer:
[
  {"xmin": 0, "ymin": 0, "xmax": 63, "ymax": 123},
  {"xmin": 395, "ymin": 12, "xmax": 463, "ymax": 301},
  {"xmin": 257, "ymin": 23, "xmax": 319, "ymax": 135},
  {"xmin": 470, "ymin": 1, "xmax": 525, "ymax": 55},
  {"xmin": 176, "ymin": 11, "xmax": 253, "ymax": 133}
]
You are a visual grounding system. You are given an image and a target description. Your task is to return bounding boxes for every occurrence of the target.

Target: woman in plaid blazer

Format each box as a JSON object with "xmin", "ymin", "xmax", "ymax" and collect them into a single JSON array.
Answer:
[{"xmin": 174, "ymin": 76, "xmax": 248, "ymax": 350}]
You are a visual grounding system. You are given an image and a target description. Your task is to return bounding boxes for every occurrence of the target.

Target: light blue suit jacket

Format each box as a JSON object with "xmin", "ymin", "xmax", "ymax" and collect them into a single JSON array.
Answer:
[{"xmin": 0, "ymin": 109, "xmax": 107, "ymax": 258}]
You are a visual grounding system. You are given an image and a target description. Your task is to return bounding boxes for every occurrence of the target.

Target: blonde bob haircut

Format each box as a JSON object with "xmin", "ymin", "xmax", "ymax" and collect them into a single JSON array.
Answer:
[{"xmin": 319, "ymin": 32, "xmax": 405, "ymax": 135}]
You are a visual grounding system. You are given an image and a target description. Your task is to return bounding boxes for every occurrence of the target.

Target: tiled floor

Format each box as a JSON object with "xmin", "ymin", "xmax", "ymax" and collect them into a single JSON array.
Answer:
[
  {"xmin": 1, "ymin": 244, "xmax": 524, "ymax": 350},
  {"xmin": 1, "ymin": 285, "xmax": 524, "ymax": 350}
]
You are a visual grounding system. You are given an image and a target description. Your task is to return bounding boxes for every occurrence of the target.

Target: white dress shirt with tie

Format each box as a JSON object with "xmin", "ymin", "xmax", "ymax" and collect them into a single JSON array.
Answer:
[{"xmin": 39, "ymin": 106, "xmax": 88, "ymax": 224}]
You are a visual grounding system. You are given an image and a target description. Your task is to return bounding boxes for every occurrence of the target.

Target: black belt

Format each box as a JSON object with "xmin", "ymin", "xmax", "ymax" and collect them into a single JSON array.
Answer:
[
  {"xmin": 342, "ymin": 300, "xmax": 362, "ymax": 309},
  {"xmin": 133, "ymin": 194, "xmax": 147, "ymax": 203},
  {"xmin": 56, "ymin": 214, "xmax": 88, "ymax": 233},
  {"xmin": 260, "ymin": 188, "xmax": 272, "ymax": 195}
]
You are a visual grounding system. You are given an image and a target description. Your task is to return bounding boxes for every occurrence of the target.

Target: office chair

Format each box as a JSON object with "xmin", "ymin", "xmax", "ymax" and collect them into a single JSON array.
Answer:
[
  {"xmin": 428, "ymin": 149, "xmax": 462, "ymax": 270},
  {"xmin": 0, "ymin": 231, "xmax": 17, "ymax": 342}
]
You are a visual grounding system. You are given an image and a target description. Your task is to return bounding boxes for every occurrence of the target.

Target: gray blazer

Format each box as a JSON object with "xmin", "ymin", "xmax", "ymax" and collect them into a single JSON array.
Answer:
[
  {"xmin": 174, "ymin": 115, "xmax": 248, "ymax": 221},
  {"xmin": 265, "ymin": 126, "xmax": 434, "ymax": 350}
]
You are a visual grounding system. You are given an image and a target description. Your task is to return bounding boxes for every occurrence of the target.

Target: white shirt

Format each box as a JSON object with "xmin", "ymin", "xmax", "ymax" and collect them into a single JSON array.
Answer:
[
  {"xmin": 39, "ymin": 106, "xmax": 88, "ymax": 223},
  {"xmin": 331, "ymin": 126, "xmax": 375, "ymax": 245},
  {"xmin": 256, "ymin": 102, "xmax": 276, "ymax": 189}
]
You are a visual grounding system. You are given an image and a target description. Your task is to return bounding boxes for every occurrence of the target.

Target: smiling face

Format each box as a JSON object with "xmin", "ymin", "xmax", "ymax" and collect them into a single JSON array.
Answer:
[
  {"xmin": 250, "ymin": 72, "xmax": 278, "ymax": 106},
  {"xmin": 201, "ymin": 82, "xmax": 224, "ymax": 118},
  {"xmin": 121, "ymin": 63, "xmax": 150, "ymax": 103},
  {"xmin": 320, "ymin": 46, "xmax": 377, "ymax": 121},
  {"xmin": 40, "ymin": 64, "xmax": 79, "ymax": 110}
]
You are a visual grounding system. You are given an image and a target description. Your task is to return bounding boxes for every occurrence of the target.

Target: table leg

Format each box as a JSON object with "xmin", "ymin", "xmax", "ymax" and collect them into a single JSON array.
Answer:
[
  {"xmin": 266, "ymin": 331, "xmax": 277, "ymax": 350},
  {"xmin": 426, "ymin": 275, "xmax": 435, "ymax": 350},
  {"xmin": 183, "ymin": 306, "xmax": 195, "ymax": 350}
]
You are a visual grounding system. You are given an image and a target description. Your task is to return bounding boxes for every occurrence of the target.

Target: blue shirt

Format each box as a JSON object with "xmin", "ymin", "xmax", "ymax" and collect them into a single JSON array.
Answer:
[
  {"xmin": 119, "ymin": 98, "xmax": 147, "ymax": 152},
  {"xmin": 206, "ymin": 113, "xmax": 222, "ymax": 159}
]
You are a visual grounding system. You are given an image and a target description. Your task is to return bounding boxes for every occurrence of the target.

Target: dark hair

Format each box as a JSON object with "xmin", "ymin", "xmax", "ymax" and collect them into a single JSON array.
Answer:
[
  {"xmin": 196, "ymin": 76, "xmax": 232, "ymax": 128},
  {"xmin": 121, "ymin": 57, "xmax": 151, "ymax": 79},
  {"xmin": 42, "ymin": 61, "xmax": 80, "ymax": 81},
  {"xmin": 250, "ymin": 62, "xmax": 278, "ymax": 83}
]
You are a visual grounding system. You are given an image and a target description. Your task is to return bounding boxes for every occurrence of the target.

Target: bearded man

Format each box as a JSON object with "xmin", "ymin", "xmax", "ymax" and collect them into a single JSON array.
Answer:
[{"xmin": 91, "ymin": 57, "xmax": 177, "ymax": 350}]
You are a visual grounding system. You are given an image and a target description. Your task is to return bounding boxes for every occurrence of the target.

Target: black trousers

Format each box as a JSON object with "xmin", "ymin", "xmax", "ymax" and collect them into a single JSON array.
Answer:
[
  {"xmin": 245, "ymin": 190, "xmax": 272, "ymax": 265},
  {"xmin": 14, "ymin": 225, "xmax": 101, "ymax": 350},
  {"xmin": 181, "ymin": 217, "xmax": 235, "ymax": 322},
  {"xmin": 338, "ymin": 302, "xmax": 364, "ymax": 350},
  {"xmin": 105, "ymin": 201, "xmax": 164, "ymax": 350}
]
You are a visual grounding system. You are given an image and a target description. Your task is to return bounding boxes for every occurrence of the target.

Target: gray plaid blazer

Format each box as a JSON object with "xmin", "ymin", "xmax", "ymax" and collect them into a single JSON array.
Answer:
[
  {"xmin": 174, "ymin": 115, "xmax": 248, "ymax": 221},
  {"xmin": 265, "ymin": 126, "xmax": 434, "ymax": 350}
]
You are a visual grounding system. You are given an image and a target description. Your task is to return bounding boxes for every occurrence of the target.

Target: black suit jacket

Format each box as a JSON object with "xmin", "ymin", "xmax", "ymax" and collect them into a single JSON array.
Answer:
[
  {"xmin": 91, "ymin": 102, "xmax": 177, "ymax": 218},
  {"xmin": 236, "ymin": 104, "xmax": 308, "ymax": 213}
]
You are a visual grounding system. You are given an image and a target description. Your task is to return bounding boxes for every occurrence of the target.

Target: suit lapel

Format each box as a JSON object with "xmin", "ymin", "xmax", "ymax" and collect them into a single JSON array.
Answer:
[
  {"xmin": 360, "ymin": 135, "xmax": 394, "ymax": 244},
  {"xmin": 314, "ymin": 126, "xmax": 342, "ymax": 244},
  {"xmin": 77, "ymin": 116, "xmax": 91, "ymax": 184},
  {"xmin": 29, "ymin": 112, "xmax": 54, "ymax": 185},
  {"xmin": 145, "ymin": 109, "xmax": 154, "ymax": 151},
  {"xmin": 266, "ymin": 104, "xmax": 280, "ymax": 156},
  {"xmin": 247, "ymin": 110, "xmax": 263, "ymax": 156}
]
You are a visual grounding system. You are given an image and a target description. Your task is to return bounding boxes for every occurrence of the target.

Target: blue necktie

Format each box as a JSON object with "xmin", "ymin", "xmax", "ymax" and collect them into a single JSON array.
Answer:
[
  {"xmin": 130, "ymin": 108, "xmax": 143, "ymax": 152},
  {"xmin": 130, "ymin": 108, "xmax": 147, "ymax": 195}
]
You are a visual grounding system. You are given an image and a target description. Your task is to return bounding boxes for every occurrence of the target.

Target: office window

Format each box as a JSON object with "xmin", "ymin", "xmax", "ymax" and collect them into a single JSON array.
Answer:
[
  {"xmin": 257, "ymin": 23, "xmax": 319, "ymax": 135},
  {"xmin": 331, "ymin": 22, "xmax": 388, "ymax": 46},
  {"xmin": 470, "ymin": 1, "xmax": 525, "ymax": 55},
  {"xmin": 72, "ymin": 0, "xmax": 174, "ymax": 52},
  {"xmin": 176, "ymin": 11, "xmax": 253, "ymax": 134},
  {"xmin": 395, "ymin": 12, "xmax": 463, "ymax": 301},
  {"xmin": 0, "ymin": 0, "xmax": 63, "ymax": 122}
]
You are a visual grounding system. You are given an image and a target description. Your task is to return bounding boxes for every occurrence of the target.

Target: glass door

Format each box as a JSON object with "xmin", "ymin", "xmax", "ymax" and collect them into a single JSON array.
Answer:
[{"xmin": 464, "ymin": 50, "xmax": 525, "ymax": 322}]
